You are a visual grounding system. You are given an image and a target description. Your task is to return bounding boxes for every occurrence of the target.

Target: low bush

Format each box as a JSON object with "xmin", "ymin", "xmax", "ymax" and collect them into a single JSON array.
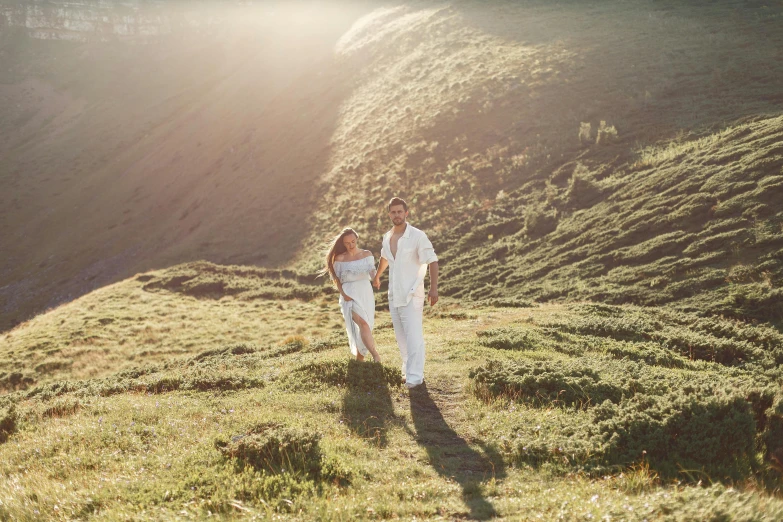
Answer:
[
  {"xmin": 565, "ymin": 167, "xmax": 604, "ymax": 208},
  {"xmin": 288, "ymin": 359, "xmax": 403, "ymax": 390},
  {"xmin": 589, "ymin": 389, "xmax": 756, "ymax": 478},
  {"xmin": 0, "ymin": 405, "xmax": 16, "ymax": 443},
  {"xmin": 481, "ymin": 297, "xmax": 535, "ymax": 308},
  {"xmin": 476, "ymin": 327, "xmax": 543, "ymax": 351},
  {"xmin": 216, "ymin": 424, "xmax": 323, "ymax": 476},
  {"xmin": 41, "ymin": 397, "xmax": 82, "ymax": 418},
  {"xmin": 524, "ymin": 204, "xmax": 558, "ymax": 237},
  {"xmin": 191, "ymin": 343, "xmax": 257, "ymax": 363},
  {"xmin": 762, "ymin": 394, "xmax": 783, "ymax": 465},
  {"xmin": 469, "ymin": 359, "xmax": 637, "ymax": 408},
  {"xmin": 0, "ymin": 371, "xmax": 35, "ymax": 392},
  {"xmin": 215, "ymin": 423, "xmax": 352, "ymax": 486}
]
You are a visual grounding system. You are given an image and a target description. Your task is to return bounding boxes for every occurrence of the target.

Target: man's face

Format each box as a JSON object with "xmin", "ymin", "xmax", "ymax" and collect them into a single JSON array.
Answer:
[{"xmin": 389, "ymin": 204, "xmax": 408, "ymax": 226}]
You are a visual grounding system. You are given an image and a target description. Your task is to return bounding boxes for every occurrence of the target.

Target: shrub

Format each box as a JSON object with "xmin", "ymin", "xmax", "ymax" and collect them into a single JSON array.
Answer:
[
  {"xmin": 565, "ymin": 165, "xmax": 604, "ymax": 208},
  {"xmin": 596, "ymin": 120, "xmax": 618, "ymax": 144},
  {"xmin": 762, "ymin": 394, "xmax": 783, "ymax": 465},
  {"xmin": 42, "ymin": 397, "xmax": 81, "ymax": 418},
  {"xmin": 524, "ymin": 204, "xmax": 558, "ymax": 237},
  {"xmin": 288, "ymin": 359, "xmax": 403, "ymax": 390},
  {"xmin": 481, "ymin": 297, "xmax": 535, "ymax": 308},
  {"xmin": 469, "ymin": 360, "xmax": 637, "ymax": 408},
  {"xmin": 0, "ymin": 371, "xmax": 35, "ymax": 391},
  {"xmin": 191, "ymin": 343, "xmax": 257, "ymax": 363},
  {"xmin": 0, "ymin": 405, "xmax": 16, "ymax": 443},
  {"xmin": 589, "ymin": 390, "xmax": 756, "ymax": 477},
  {"xmin": 722, "ymin": 284, "xmax": 783, "ymax": 322},
  {"xmin": 476, "ymin": 327, "xmax": 542, "ymax": 351},
  {"xmin": 217, "ymin": 424, "xmax": 323, "ymax": 476}
]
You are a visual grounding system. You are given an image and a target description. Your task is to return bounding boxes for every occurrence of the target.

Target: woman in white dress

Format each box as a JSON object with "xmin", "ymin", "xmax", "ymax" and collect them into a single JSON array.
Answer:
[{"xmin": 323, "ymin": 228, "xmax": 382, "ymax": 362}]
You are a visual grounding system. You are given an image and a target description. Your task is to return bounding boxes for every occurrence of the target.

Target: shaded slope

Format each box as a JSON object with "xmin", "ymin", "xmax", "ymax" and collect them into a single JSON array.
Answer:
[
  {"xmin": 3, "ymin": 0, "xmax": 783, "ymax": 330},
  {"xmin": 0, "ymin": 2, "xmax": 373, "ymax": 330}
]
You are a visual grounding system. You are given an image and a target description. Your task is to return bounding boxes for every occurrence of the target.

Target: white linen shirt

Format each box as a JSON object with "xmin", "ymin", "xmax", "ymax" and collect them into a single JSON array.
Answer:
[{"xmin": 381, "ymin": 224, "xmax": 438, "ymax": 307}]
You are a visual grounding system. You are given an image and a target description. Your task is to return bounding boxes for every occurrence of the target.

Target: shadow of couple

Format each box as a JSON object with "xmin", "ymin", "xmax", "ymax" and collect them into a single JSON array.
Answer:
[{"xmin": 341, "ymin": 360, "xmax": 505, "ymax": 519}]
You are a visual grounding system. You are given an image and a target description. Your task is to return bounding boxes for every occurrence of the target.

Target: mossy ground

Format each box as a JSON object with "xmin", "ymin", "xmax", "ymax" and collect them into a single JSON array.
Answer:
[{"xmin": 1, "ymin": 280, "xmax": 782, "ymax": 520}]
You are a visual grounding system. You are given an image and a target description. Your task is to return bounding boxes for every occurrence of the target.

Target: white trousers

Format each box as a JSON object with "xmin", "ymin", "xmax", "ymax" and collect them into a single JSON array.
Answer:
[{"xmin": 389, "ymin": 295, "xmax": 426, "ymax": 385}]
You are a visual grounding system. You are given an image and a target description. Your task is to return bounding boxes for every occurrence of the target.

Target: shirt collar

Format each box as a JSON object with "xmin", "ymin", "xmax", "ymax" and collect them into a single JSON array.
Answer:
[{"xmin": 385, "ymin": 223, "xmax": 414, "ymax": 241}]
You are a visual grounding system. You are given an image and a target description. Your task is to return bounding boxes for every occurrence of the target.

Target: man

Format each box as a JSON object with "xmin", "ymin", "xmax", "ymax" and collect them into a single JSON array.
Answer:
[{"xmin": 373, "ymin": 197, "xmax": 439, "ymax": 389}]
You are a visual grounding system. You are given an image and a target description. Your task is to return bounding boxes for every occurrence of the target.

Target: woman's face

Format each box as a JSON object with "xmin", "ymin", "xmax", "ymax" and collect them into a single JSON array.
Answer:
[{"xmin": 342, "ymin": 233, "xmax": 358, "ymax": 252}]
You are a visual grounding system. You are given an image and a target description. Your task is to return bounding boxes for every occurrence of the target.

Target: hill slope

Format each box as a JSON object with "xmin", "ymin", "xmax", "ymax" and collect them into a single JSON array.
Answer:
[
  {"xmin": 3, "ymin": 0, "xmax": 783, "ymax": 329},
  {"xmin": 2, "ymin": 265, "xmax": 783, "ymax": 518},
  {"xmin": 439, "ymin": 114, "xmax": 783, "ymax": 322}
]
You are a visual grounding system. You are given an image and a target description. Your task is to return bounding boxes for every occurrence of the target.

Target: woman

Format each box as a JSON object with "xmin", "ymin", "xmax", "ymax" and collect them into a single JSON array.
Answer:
[{"xmin": 323, "ymin": 228, "xmax": 382, "ymax": 362}]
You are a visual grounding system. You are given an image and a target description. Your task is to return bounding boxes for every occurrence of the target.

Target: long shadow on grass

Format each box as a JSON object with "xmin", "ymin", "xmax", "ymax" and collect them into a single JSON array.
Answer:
[
  {"xmin": 341, "ymin": 360, "xmax": 396, "ymax": 447},
  {"xmin": 409, "ymin": 384, "xmax": 505, "ymax": 520}
]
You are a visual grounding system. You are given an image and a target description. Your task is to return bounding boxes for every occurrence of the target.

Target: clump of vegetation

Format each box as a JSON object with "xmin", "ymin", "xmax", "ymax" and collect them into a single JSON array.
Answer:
[
  {"xmin": 288, "ymin": 359, "xmax": 403, "ymax": 390},
  {"xmin": 763, "ymin": 395, "xmax": 783, "ymax": 466},
  {"xmin": 479, "ymin": 297, "xmax": 534, "ymax": 308},
  {"xmin": 470, "ymin": 359, "xmax": 636, "ymax": 408},
  {"xmin": 0, "ymin": 405, "xmax": 16, "ymax": 443},
  {"xmin": 41, "ymin": 397, "xmax": 82, "ymax": 418},
  {"xmin": 215, "ymin": 423, "xmax": 352, "ymax": 496},
  {"xmin": 524, "ymin": 204, "xmax": 558, "ymax": 237},
  {"xmin": 141, "ymin": 262, "xmax": 327, "ymax": 301},
  {"xmin": 476, "ymin": 327, "xmax": 543, "ymax": 351},
  {"xmin": 564, "ymin": 164, "xmax": 604, "ymax": 208},
  {"xmin": 216, "ymin": 423, "xmax": 323, "ymax": 476},
  {"xmin": 0, "ymin": 371, "xmax": 35, "ymax": 392},
  {"xmin": 589, "ymin": 389, "xmax": 756, "ymax": 478}
]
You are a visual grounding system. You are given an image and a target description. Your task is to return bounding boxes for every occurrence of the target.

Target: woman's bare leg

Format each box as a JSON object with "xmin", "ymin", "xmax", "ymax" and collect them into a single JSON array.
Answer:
[
  {"xmin": 352, "ymin": 311, "xmax": 381, "ymax": 362},
  {"xmin": 356, "ymin": 352, "xmax": 365, "ymax": 362}
]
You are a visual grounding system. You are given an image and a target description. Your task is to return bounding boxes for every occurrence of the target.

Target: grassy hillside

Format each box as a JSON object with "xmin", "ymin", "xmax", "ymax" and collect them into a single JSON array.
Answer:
[
  {"xmin": 2, "ymin": 0, "xmax": 783, "ymax": 518},
  {"xmin": 2, "ymin": 265, "xmax": 783, "ymax": 518},
  {"xmin": 0, "ymin": 262, "xmax": 335, "ymax": 392},
  {"xmin": 438, "ymin": 114, "xmax": 783, "ymax": 323},
  {"xmin": 3, "ymin": 0, "xmax": 783, "ymax": 329}
]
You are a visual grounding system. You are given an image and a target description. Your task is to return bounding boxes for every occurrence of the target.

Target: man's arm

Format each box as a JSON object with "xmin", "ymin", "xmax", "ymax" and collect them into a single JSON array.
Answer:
[
  {"xmin": 427, "ymin": 261, "xmax": 439, "ymax": 306},
  {"xmin": 373, "ymin": 257, "xmax": 389, "ymax": 289}
]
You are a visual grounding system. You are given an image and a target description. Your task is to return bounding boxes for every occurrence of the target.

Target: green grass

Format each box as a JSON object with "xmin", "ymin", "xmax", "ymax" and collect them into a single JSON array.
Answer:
[
  {"xmin": 0, "ymin": 262, "xmax": 337, "ymax": 393},
  {"xmin": 3, "ymin": 1, "xmax": 783, "ymax": 518},
  {"xmin": 2, "ymin": 273, "xmax": 783, "ymax": 519}
]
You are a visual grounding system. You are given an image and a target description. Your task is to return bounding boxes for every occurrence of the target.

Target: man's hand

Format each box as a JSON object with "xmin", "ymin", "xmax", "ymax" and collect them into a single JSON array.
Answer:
[
  {"xmin": 372, "ymin": 277, "xmax": 381, "ymax": 290},
  {"xmin": 427, "ymin": 288, "xmax": 438, "ymax": 306}
]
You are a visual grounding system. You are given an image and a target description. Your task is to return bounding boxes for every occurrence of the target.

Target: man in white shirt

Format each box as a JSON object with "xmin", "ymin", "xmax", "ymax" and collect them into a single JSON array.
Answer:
[{"xmin": 373, "ymin": 197, "xmax": 439, "ymax": 389}]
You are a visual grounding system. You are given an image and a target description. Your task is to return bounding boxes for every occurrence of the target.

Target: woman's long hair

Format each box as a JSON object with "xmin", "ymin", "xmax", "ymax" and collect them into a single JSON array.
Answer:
[{"xmin": 320, "ymin": 227, "xmax": 359, "ymax": 283}]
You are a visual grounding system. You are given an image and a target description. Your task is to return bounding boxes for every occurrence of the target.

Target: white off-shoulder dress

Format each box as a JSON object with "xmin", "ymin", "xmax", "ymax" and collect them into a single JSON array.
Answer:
[{"xmin": 334, "ymin": 256, "xmax": 377, "ymax": 357}]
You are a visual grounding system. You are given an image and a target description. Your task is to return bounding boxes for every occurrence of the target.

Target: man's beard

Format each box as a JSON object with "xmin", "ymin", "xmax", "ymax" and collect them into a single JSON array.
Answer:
[{"xmin": 392, "ymin": 218, "xmax": 404, "ymax": 225}]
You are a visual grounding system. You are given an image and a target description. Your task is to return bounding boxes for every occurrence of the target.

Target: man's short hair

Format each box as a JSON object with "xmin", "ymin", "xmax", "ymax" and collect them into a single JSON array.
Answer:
[{"xmin": 388, "ymin": 197, "xmax": 408, "ymax": 211}]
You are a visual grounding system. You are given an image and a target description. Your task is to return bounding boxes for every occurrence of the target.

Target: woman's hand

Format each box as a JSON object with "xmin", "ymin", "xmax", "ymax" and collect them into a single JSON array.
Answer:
[
  {"xmin": 341, "ymin": 292, "xmax": 353, "ymax": 302},
  {"xmin": 372, "ymin": 277, "xmax": 381, "ymax": 290}
]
